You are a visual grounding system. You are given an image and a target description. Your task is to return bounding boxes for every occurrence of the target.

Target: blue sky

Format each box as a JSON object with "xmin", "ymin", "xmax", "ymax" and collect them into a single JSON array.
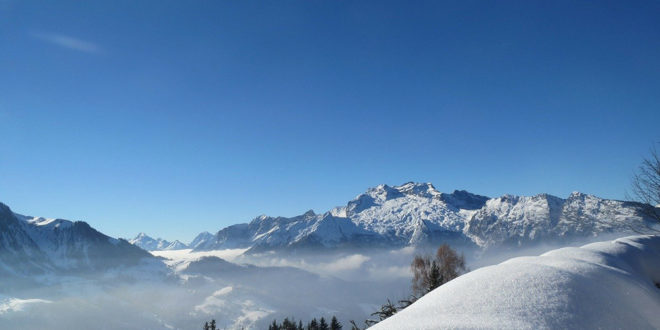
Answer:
[{"xmin": 1, "ymin": 1, "xmax": 659, "ymax": 242}]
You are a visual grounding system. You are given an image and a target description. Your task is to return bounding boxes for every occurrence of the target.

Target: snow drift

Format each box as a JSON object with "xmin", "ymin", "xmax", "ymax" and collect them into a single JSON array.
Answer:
[{"xmin": 372, "ymin": 235, "xmax": 660, "ymax": 329}]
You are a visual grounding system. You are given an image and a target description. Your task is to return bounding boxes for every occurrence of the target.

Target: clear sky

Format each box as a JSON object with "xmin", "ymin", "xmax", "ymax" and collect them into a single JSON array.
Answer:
[{"xmin": 1, "ymin": 1, "xmax": 659, "ymax": 242}]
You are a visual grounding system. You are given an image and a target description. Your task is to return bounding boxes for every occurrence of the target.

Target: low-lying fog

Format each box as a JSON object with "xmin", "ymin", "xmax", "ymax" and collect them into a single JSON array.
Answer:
[{"xmin": 0, "ymin": 236, "xmax": 621, "ymax": 329}]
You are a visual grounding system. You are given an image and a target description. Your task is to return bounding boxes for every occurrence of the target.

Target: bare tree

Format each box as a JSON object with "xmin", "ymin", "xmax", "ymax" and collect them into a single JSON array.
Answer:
[
  {"xmin": 411, "ymin": 254, "xmax": 433, "ymax": 297},
  {"xmin": 348, "ymin": 320, "xmax": 364, "ymax": 330},
  {"xmin": 411, "ymin": 244, "xmax": 466, "ymax": 297},
  {"xmin": 435, "ymin": 244, "xmax": 466, "ymax": 284},
  {"xmin": 631, "ymin": 144, "xmax": 660, "ymax": 223}
]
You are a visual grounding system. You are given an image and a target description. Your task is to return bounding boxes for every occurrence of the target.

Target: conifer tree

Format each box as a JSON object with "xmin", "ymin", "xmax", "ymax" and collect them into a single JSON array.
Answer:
[
  {"xmin": 308, "ymin": 318, "xmax": 319, "ymax": 330},
  {"xmin": 319, "ymin": 317, "xmax": 329, "ymax": 330},
  {"xmin": 330, "ymin": 316, "xmax": 342, "ymax": 330},
  {"xmin": 283, "ymin": 318, "xmax": 298, "ymax": 330},
  {"xmin": 429, "ymin": 260, "xmax": 441, "ymax": 291}
]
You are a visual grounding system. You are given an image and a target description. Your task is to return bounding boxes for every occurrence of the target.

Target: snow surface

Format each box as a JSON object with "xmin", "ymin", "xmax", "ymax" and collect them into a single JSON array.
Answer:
[{"xmin": 372, "ymin": 235, "xmax": 660, "ymax": 329}]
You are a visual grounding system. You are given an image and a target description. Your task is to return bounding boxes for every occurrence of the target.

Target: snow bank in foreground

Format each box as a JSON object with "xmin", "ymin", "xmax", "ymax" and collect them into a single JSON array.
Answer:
[{"xmin": 373, "ymin": 235, "xmax": 660, "ymax": 329}]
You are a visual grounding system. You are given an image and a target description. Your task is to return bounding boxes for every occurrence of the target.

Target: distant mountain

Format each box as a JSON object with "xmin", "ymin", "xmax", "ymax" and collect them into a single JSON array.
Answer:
[
  {"xmin": 189, "ymin": 231, "xmax": 215, "ymax": 250},
  {"xmin": 129, "ymin": 233, "xmax": 188, "ymax": 251},
  {"xmin": 0, "ymin": 202, "xmax": 156, "ymax": 279},
  {"xmin": 193, "ymin": 182, "xmax": 653, "ymax": 252}
]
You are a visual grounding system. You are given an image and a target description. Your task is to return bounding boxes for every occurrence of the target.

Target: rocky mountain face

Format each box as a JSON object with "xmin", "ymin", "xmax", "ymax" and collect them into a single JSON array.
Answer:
[
  {"xmin": 0, "ymin": 202, "xmax": 156, "ymax": 278},
  {"xmin": 129, "ymin": 233, "xmax": 188, "ymax": 251},
  {"xmin": 464, "ymin": 192, "xmax": 644, "ymax": 247},
  {"xmin": 192, "ymin": 182, "xmax": 653, "ymax": 253}
]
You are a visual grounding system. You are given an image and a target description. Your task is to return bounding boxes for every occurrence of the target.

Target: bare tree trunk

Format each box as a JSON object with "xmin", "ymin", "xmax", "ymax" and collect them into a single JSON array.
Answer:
[{"xmin": 629, "ymin": 144, "xmax": 660, "ymax": 230}]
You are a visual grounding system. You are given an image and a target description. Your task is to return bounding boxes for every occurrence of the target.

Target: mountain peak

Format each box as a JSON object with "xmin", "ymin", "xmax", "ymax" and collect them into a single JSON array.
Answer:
[
  {"xmin": 190, "ymin": 183, "xmax": 652, "ymax": 252},
  {"xmin": 129, "ymin": 232, "xmax": 188, "ymax": 251},
  {"xmin": 439, "ymin": 190, "xmax": 489, "ymax": 210},
  {"xmin": 568, "ymin": 191, "xmax": 590, "ymax": 199},
  {"xmin": 358, "ymin": 182, "xmax": 441, "ymax": 202},
  {"xmin": 189, "ymin": 231, "xmax": 216, "ymax": 250},
  {"xmin": 395, "ymin": 182, "xmax": 441, "ymax": 198},
  {"xmin": 0, "ymin": 202, "xmax": 11, "ymax": 215},
  {"xmin": 0, "ymin": 200, "xmax": 155, "ymax": 275},
  {"xmin": 303, "ymin": 209, "xmax": 315, "ymax": 217}
]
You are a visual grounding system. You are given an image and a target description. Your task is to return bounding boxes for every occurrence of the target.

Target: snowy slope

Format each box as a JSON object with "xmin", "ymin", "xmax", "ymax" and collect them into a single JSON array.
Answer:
[
  {"xmin": 129, "ymin": 232, "xmax": 188, "ymax": 251},
  {"xmin": 0, "ymin": 203, "xmax": 50, "ymax": 276},
  {"xmin": 372, "ymin": 235, "xmax": 660, "ymax": 329},
  {"xmin": 194, "ymin": 182, "xmax": 652, "ymax": 252}
]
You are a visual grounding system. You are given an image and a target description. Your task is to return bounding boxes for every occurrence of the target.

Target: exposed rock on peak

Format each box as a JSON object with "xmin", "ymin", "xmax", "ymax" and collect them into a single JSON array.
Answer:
[{"xmin": 191, "ymin": 182, "xmax": 652, "ymax": 253}]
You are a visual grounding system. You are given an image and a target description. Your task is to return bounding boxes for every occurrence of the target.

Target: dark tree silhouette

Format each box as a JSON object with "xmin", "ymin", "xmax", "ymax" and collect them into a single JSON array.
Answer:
[
  {"xmin": 349, "ymin": 320, "xmax": 363, "ymax": 330},
  {"xmin": 366, "ymin": 299, "xmax": 397, "ymax": 326},
  {"xmin": 308, "ymin": 318, "xmax": 319, "ymax": 330},
  {"xmin": 269, "ymin": 316, "xmax": 340, "ymax": 330},
  {"xmin": 428, "ymin": 260, "xmax": 441, "ymax": 291},
  {"xmin": 330, "ymin": 316, "xmax": 342, "ymax": 330},
  {"xmin": 203, "ymin": 319, "xmax": 217, "ymax": 330},
  {"xmin": 283, "ymin": 318, "xmax": 298, "ymax": 330},
  {"xmin": 269, "ymin": 317, "xmax": 304, "ymax": 330},
  {"xmin": 319, "ymin": 317, "xmax": 329, "ymax": 330},
  {"xmin": 397, "ymin": 295, "xmax": 418, "ymax": 309}
]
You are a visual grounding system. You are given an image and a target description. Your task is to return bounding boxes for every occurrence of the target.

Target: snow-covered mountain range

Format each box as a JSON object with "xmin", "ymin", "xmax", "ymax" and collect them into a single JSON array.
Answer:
[
  {"xmin": 190, "ymin": 182, "xmax": 654, "ymax": 253},
  {"xmin": 0, "ymin": 185, "xmax": 656, "ymax": 329},
  {"xmin": 0, "ymin": 202, "xmax": 155, "ymax": 281},
  {"xmin": 129, "ymin": 233, "xmax": 188, "ymax": 251},
  {"xmin": 3, "ymin": 181, "xmax": 654, "ymax": 264}
]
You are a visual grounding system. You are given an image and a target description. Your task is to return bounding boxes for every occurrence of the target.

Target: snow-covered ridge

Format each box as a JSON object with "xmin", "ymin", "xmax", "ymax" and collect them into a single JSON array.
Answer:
[
  {"xmin": 372, "ymin": 235, "xmax": 660, "ymax": 329},
  {"xmin": 129, "ymin": 232, "xmax": 188, "ymax": 251},
  {"xmin": 193, "ymin": 182, "xmax": 653, "ymax": 252},
  {"xmin": 0, "ymin": 202, "xmax": 156, "ymax": 277}
]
